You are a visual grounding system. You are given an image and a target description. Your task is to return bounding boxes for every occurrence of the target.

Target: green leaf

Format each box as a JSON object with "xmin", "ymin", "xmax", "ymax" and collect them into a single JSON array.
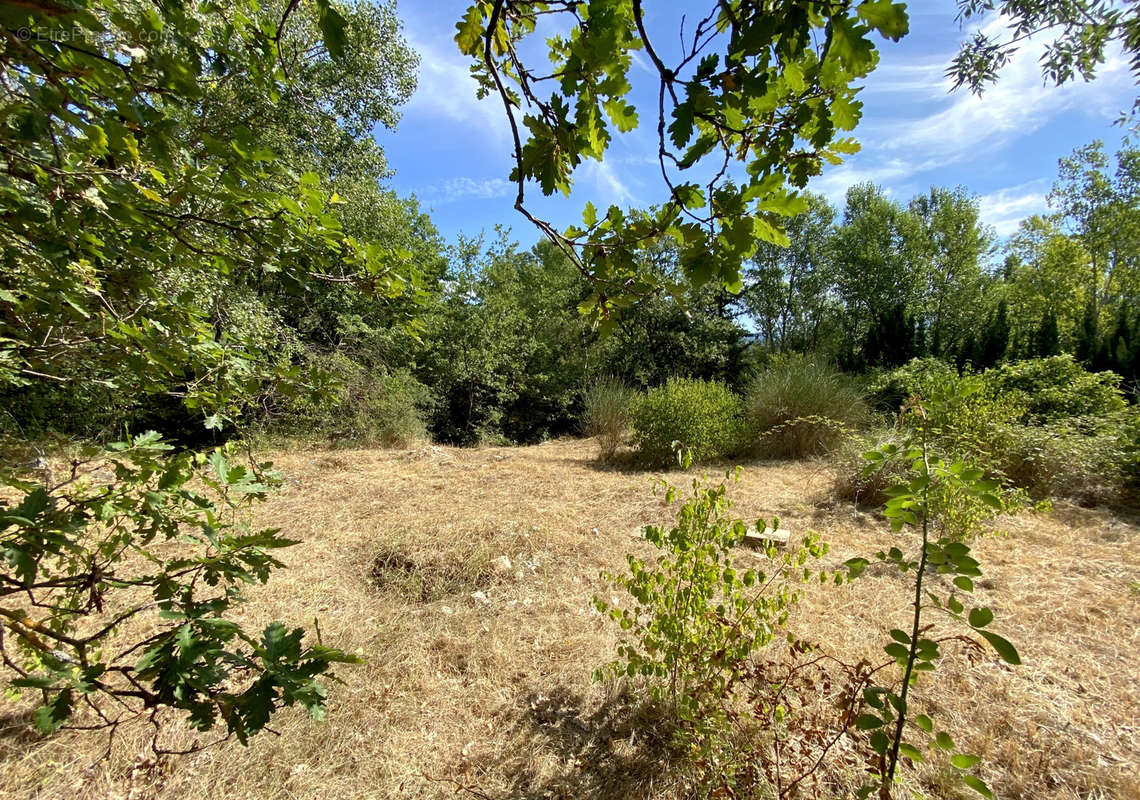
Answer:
[
  {"xmin": 935, "ymin": 731, "xmax": 955, "ymax": 750},
  {"xmin": 914, "ymin": 714, "xmax": 933, "ymax": 732},
  {"xmin": 582, "ymin": 201, "xmax": 597, "ymax": 227},
  {"xmin": 951, "ymin": 754, "xmax": 982, "ymax": 769},
  {"xmin": 962, "ymin": 775, "xmax": 994, "ymax": 799},
  {"xmin": 968, "ymin": 607, "xmax": 994, "ymax": 628},
  {"xmin": 856, "ymin": 713, "xmax": 885, "ymax": 730},
  {"xmin": 827, "ymin": 17, "xmax": 876, "ymax": 76},
  {"xmin": 953, "ymin": 576, "xmax": 974, "ymax": 593},
  {"xmin": 316, "ymin": 0, "xmax": 349, "ymax": 60},
  {"xmin": 898, "ymin": 742, "xmax": 924, "ymax": 762},
  {"xmin": 884, "ymin": 642, "xmax": 909, "ymax": 661},
  {"xmin": 34, "ymin": 689, "xmax": 73, "ymax": 733},
  {"xmin": 979, "ymin": 630, "xmax": 1021, "ymax": 665},
  {"xmin": 603, "ymin": 99, "xmax": 638, "ymax": 133},
  {"xmin": 856, "ymin": 0, "xmax": 910, "ymax": 40},
  {"xmin": 979, "ymin": 493, "xmax": 1003, "ymax": 510}
]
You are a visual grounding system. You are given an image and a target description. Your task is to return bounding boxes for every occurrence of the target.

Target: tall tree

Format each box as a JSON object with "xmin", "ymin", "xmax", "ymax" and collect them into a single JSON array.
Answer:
[
  {"xmin": 1004, "ymin": 215, "xmax": 1089, "ymax": 353},
  {"xmin": 908, "ymin": 187, "xmax": 994, "ymax": 358},
  {"xmin": 1048, "ymin": 140, "xmax": 1140, "ymax": 346},
  {"xmin": 1034, "ymin": 311, "xmax": 1062, "ymax": 358},
  {"xmin": 741, "ymin": 192, "xmax": 839, "ymax": 354},
  {"xmin": 0, "ymin": 0, "xmax": 416, "ymax": 742},
  {"xmin": 832, "ymin": 183, "xmax": 925, "ymax": 356}
]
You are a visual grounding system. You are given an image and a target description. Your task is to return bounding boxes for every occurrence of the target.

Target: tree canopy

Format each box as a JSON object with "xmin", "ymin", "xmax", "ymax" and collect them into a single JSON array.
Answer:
[{"xmin": 454, "ymin": 0, "xmax": 910, "ymax": 321}]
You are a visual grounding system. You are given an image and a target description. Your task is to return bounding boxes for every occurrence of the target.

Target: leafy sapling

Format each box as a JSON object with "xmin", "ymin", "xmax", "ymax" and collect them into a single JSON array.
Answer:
[
  {"xmin": 845, "ymin": 390, "xmax": 1021, "ymax": 800},
  {"xmin": 594, "ymin": 454, "xmax": 832, "ymax": 782}
]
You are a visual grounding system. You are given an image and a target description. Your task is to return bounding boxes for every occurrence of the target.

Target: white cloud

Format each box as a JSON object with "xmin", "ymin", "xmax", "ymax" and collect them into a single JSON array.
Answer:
[
  {"xmin": 404, "ymin": 36, "xmax": 510, "ymax": 141},
  {"xmin": 810, "ymin": 158, "xmax": 916, "ymax": 208},
  {"xmin": 423, "ymin": 176, "xmax": 514, "ymax": 203},
  {"xmin": 978, "ymin": 179, "xmax": 1050, "ymax": 236},
  {"xmin": 582, "ymin": 159, "xmax": 637, "ymax": 206},
  {"xmin": 872, "ymin": 21, "xmax": 1133, "ymax": 165},
  {"xmin": 812, "ymin": 14, "xmax": 1134, "ymax": 213},
  {"xmin": 859, "ymin": 58, "xmax": 949, "ymax": 98}
]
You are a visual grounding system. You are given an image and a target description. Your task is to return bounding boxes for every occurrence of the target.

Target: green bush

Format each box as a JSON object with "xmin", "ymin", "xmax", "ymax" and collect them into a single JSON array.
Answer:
[
  {"xmin": 276, "ymin": 353, "xmax": 433, "ymax": 447},
  {"xmin": 866, "ymin": 357, "xmax": 960, "ymax": 413},
  {"xmin": 632, "ymin": 378, "xmax": 743, "ymax": 467},
  {"xmin": 582, "ymin": 376, "xmax": 636, "ymax": 462},
  {"xmin": 983, "ymin": 355, "xmax": 1126, "ymax": 423},
  {"xmin": 839, "ymin": 367, "xmax": 1135, "ymax": 505},
  {"xmin": 745, "ymin": 356, "xmax": 870, "ymax": 458},
  {"xmin": 1124, "ymin": 410, "xmax": 1140, "ymax": 494},
  {"xmin": 593, "ymin": 471, "xmax": 827, "ymax": 783},
  {"xmin": 990, "ymin": 417, "xmax": 1129, "ymax": 503}
]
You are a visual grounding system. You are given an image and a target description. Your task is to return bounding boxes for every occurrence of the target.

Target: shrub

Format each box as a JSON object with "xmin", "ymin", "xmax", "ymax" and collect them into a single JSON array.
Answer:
[
  {"xmin": 745, "ymin": 356, "xmax": 870, "ymax": 458},
  {"xmin": 866, "ymin": 357, "xmax": 959, "ymax": 414},
  {"xmin": 983, "ymin": 355, "xmax": 1126, "ymax": 423},
  {"xmin": 594, "ymin": 471, "xmax": 828, "ymax": 783},
  {"xmin": 631, "ymin": 378, "xmax": 743, "ymax": 467},
  {"xmin": 989, "ymin": 417, "xmax": 1129, "ymax": 503},
  {"xmin": 276, "ymin": 353, "xmax": 432, "ymax": 447},
  {"xmin": 582, "ymin": 376, "xmax": 636, "ymax": 461},
  {"xmin": 1124, "ymin": 410, "xmax": 1140, "ymax": 494}
]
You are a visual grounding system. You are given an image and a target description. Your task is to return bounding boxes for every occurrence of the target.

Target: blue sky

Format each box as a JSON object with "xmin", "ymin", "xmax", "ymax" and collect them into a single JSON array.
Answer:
[{"xmin": 374, "ymin": 2, "xmax": 1136, "ymax": 244}]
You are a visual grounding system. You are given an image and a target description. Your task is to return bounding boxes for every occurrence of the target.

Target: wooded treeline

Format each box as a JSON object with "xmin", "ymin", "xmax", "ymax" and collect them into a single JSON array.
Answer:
[{"xmin": 0, "ymin": 1, "xmax": 1136, "ymax": 452}]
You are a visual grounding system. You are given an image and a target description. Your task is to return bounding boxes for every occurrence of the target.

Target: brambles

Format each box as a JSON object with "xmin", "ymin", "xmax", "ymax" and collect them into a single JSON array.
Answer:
[
  {"xmin": 984, "ymin": 355, "xmax": 1126, "ymax": 424},
  {"xmin": 582, "ymin": 377, "xmax": 636, "ymax": 462},
  {"xmin": 631, "ymin": 378, "xmax": 743, "ymax": 467},
  {"xmin": 745, "ymin": 356, "xmax": 870, "ymax": 458},
  {"xmin": 860, "ymin": 357, "xmax": 1136, "ymax": 503}
]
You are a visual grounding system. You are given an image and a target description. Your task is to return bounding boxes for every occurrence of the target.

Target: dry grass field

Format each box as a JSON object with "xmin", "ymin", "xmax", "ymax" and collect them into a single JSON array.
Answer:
[{"xmin": 1, "ymin": 438, "xmax": 1138, "ymax": 799}]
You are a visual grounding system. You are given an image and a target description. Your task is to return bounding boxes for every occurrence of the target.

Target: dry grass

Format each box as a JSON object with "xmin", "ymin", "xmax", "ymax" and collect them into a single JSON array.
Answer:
[{"xmin": 1, "ymin": 438, "xmax": 1138, "ymax": 799}]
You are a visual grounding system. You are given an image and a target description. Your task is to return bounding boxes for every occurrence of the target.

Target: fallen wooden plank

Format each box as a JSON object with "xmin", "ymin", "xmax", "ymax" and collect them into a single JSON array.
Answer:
[{"xmin": 742, "ymin": 528, "xmax": 791, "ymax": 549}]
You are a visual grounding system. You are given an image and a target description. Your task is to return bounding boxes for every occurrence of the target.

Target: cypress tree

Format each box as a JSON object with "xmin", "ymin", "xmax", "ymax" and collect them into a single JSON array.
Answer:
[
  {"xmin": 1034, "ymin": 311, "xmax": 1061, "ymax": 358},
  {"xmin": 1106, "ymin": 303, "xmax": 1133, "ymax": 375},
  {"xmin": 1075, "ymin": 301, "xmax": 1098, "ymax": 365},
  {"xmin": 976, "ymin": 300, "xmax": 1010, "ymax": 369}
]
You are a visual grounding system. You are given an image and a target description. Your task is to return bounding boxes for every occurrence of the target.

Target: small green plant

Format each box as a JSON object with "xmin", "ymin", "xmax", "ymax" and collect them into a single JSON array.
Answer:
[
  {"xmin": 582, "ymin": 376, "xmax": 636, "ymax": 462},
  {"xmin": 0, "ymin": 432, "xmax": 358, "ymax": 745},
  {"xmin": 843, "ymin": 386, "xmax": 1021, "ymax": 799},
  {"xmin": 746, "ymin": 355, "xmax": 870, "ymax": 458},
  {"xmin": 631, "ymin": 377, "xmax": 743, "ymax": 467},
  {"xmin": 594, "ymin": 457, "xmax": 829, "ymax": 783}
]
